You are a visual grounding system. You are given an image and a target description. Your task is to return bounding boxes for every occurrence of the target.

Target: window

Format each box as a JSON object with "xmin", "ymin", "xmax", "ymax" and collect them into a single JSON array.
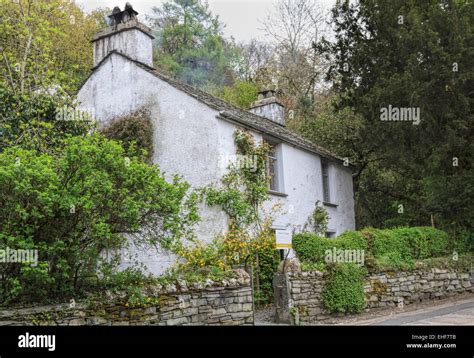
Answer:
[
  {"xmin": 325, "ymin": 231, "xmax": 336, "ymax": 238},
  {"xmin": 265, "ymin": 141, "xmax": 282, "ymax": 193},
  {"xmin": 321, "ymin": 160, "xmax": 330, "ymax": 203}
]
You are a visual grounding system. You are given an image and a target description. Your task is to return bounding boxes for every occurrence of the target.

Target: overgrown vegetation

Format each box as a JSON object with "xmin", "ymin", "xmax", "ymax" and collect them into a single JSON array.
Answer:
[
  {"xmin": 293, "ymin": 226, "xmax": 467, "ymax": 272},
  {"xmin": 295, "ymin": 226, "xmax": 472, "ymax": 314},
  {"xmin": 303, "ymin": 201, "xmax": 329, "ymax": 236},
  {"xmin": 196, "ymin": 129, "xmax": 280, "ymax": 305},
  {"xmin": 309, "ymin": 0, "xmax": 474, "ymax": 239},
  {"xmin": 0, "ymin": 0, "xmax": 107, "ymax": 93},
  {"xmin": 0, "ymin": 132, "xmax": 199, "ymax": 306},
  {"xmin": 146, "ymin": 0, "xmax": 237, "ymax": 88},
  {"xmin": 202, "ymin": 129, "xmax": 271, "ymax": 227},
  {"xmin": 0, "ymin": 83, "xmax": 200, "ymax": 307},
  {"xmin": 101, "ymin": 109, "xmax": 154, "ymax": 162},
  {"xmin": 294, "ymin": 231, "xmax": 367, "ymax": 265},
  {"xmin": 0, "ymin": 84, "xmax": 95, "ymax": 153},
  {"xmin": 321, "ymin": 263, "xmax": 366, "ymax": 314}
]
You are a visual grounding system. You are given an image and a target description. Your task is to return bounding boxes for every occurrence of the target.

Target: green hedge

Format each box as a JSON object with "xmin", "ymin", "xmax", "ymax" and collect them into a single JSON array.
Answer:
[
  {"xmin": 294, "ymin": 227, "xmax": 462, "ymax": 315},
  {"xmin": 293, "ymin": 226, "xmax": 452, "ymax": 270},
  {"xmin": 293, "ymin": 231, "xmax": 367, "ymax": 264},
  {"xmin": 367, "ymin": 227, "xmax": 449, "ymax": 259}
]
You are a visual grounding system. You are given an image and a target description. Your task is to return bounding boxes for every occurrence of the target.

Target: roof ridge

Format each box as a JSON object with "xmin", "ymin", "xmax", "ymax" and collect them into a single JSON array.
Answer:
[{"xmin": 79, "ymin": 50, "xmax": 350, "ymax": 166}]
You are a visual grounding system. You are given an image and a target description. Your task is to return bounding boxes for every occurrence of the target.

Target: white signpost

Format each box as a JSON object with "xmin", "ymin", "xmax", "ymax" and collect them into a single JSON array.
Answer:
[{"xmin": 275, "ymin": 227, "xmax": 292, "ymax": 250}]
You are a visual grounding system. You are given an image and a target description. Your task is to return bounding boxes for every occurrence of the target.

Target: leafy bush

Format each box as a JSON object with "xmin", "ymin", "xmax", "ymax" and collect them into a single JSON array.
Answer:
[
  {"xmin": 294, "ymin": 227, "xmax": 451, "ymax": 271},
  {"xmin": 0, "ymin": 84, "xmax": 94, "ymax": 154},
  {"xmin": 202, "ymin": 129, "xmax": 271, "ymax": 228},
  {"xmin": 451, "ymin": 230, "xmax": 473, "ymax": 253},
  {"xmin": 293, "ymin": 231, "xmax": 367, "ymax": 265},
  {"xmin": 303, "ymin": 201, "xmax": 329, "ymax": 236},
  {"xmin": 0, "ymin": 134, "xmax": 199, "ymax": 305},
  {"xmin": 300, "ymin": 261, "xmax": 327, "ymax": 272},
  {"xmin": 177, "ymin": 221, "xmax": 279, "ymax": 307},
  {"xmin": 322, "ymin": 263, "xmax": 366, "ymax": 314},
  {"xmin": 415, "ymin": 254, "xmax": 473, "ymax": 271},
  {"xmin": 364, "ymin": 227, "xmax": 450, "ymax": 269},
  {"xmin": 101, "ymin": 109, "xmax": 154, "ymax": 162}
]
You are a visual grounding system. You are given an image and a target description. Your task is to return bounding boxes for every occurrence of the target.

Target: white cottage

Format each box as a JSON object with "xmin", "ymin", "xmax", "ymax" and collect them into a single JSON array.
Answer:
[{"xmin": 77, "ymin": 7, "xmax": 355, "ymax": 275}]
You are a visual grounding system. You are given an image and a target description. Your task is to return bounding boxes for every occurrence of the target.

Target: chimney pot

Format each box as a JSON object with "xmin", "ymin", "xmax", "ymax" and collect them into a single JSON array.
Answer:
[{"xmin": 92, "ymin": 3, "xmax": 154, "ymax": 67}]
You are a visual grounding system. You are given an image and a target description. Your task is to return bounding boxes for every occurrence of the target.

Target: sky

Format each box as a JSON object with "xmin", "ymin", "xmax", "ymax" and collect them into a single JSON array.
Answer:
[{"xmin": 75, "ymin": 0, "xmax": 336, "ymax": 43}]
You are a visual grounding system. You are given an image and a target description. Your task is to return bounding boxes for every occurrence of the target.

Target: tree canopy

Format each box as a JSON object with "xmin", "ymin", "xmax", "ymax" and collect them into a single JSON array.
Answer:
[
  {"xmin": 147, "ymin": 0, "xmax": 237, "ymax": 88},
  {"xmin": 0, "ymin": 0, "xmax": 108, "ymax": 94},
  {"xmin": 308, "ymin": 0, "xmax": 473, "ymax": 238}
]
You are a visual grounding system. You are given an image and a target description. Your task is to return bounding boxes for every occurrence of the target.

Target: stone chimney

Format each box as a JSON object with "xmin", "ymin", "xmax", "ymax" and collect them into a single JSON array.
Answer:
[
  {"xmin": 250, "ymin": 89, "xmax": 285, "ymax": 126},
  {"xmin": 92, "ymin": 3, "xmax": 154, "ymax": 67}
]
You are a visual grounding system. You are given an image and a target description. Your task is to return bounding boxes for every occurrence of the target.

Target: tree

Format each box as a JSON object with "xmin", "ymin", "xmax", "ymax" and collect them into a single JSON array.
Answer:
[
  {"xmin": 147, "ymin": 0, "xmax": 237, "ymax": 88},
  {"xmin": 0, "ymin": 132, "xmax": 199, "ymax": 305},
  {"xmin": 209, "ymin": 80, "xmax": 258, "ymax": 109},
  {"xmin": 0, "ymin": 82, "xmax": 94, "ymax": 154},
  {"xmin": 316, "ymin": 0, "xmax": 474, "ymax": 235},
  {"xmin": 0, "ymin": 0, "xmax": 104, "ymax": 94},
  {"xmin": 233, "ymin": 39, "xmax": 275, "ymax": 83},
  {"xmin": 0, "ymin": 78, "xmax": 200, "ymax": 304},
  {"xmin": 261, "ymin": 0, "xmax": 329, "ymax": 104}
]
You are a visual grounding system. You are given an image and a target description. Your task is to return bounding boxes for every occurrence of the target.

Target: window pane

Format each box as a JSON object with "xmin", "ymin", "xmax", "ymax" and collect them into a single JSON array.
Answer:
[
  {"xmin": 322, "ymin": 161, "xmax": 330, "ymax": 202},
  {"xmin": 266, "ymin": 143, "xmax": 279, "ymax": 191}
]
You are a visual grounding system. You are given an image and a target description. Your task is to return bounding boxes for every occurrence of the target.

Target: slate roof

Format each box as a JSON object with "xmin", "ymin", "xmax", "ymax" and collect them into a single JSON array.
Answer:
[{"xmin": 80, "ymin": 50, "xmax": 350, "ymax": 167}]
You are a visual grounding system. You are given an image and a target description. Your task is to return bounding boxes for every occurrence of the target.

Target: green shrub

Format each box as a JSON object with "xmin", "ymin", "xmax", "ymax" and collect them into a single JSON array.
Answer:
[
  {"xmin": 293, "ymin": 231, "xmax": 367, "ymax": 265},
  {"xmin": 336, "ymin": 230, "xmax": 369, "ymax": 250},
  {"xmin": 322, "ymin": 263, "xmax": 366, "ymax": 314},
  {"xmin": 367, "ymin": 227, "xmax": 450, "ymax": 269},
  {"xmin": 416, "ymin": 254, "xmax": 473, "ymax": 271},
  {"xmin": 294, "ymin": 227, "xmax": 452, "ymax": 271},
  {"xmin": 300, "ymin": 261, "xmax": 327, "ymax": 272},
  {"xmin": 451, "ymin": 230, "xmax": 473, "ymax": 253},
  {"xmin": 375, "ymin": 252, "xmax": 415, "ymax": 271},
  {"xmin": 0, "ymin": 134, "xmax": 199, "ymax": 306},
  {"xmin": 412, "ymin": 227, "xmax": 450, "ymax": 258}
]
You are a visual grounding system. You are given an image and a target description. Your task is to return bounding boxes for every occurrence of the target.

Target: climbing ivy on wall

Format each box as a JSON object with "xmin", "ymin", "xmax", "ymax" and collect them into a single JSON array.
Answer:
[
  {"xmin": 201, "ymin": 129, "xmax": 271, "ymax": 229},
  {"xmin": 101, "ymin": 108, "xmax": 154, "ymax": 162},
  {"xmin": 197, "ymin": 129, "xmax": 280, "ymax": 305}
]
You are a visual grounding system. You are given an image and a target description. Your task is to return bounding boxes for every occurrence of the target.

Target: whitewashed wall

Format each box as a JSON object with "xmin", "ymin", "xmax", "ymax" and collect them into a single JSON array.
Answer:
[
  {"xmin": 78, "ymin": 52, "xmax": 355, "ymax": 275},
  {"xmin": 93, "ymin": 28, "xmax": 153, "ymax": 66}
]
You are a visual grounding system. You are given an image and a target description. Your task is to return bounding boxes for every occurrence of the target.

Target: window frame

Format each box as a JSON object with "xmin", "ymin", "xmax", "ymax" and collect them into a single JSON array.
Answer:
[
  {"xmin": 321, "ymin": 159, "xmax": 331, "ymax": 203},
  {"xmin": 264, "ymin": 138, "xmax": 285, "ymax": 195}
]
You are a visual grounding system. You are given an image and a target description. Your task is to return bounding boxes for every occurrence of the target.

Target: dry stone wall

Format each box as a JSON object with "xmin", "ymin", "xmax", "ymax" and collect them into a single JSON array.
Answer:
[
  {"xmin": 0, "ymin": 284, "xmax": 254, "ymax": 326},
  {"xmin": 275, "ymin": 268, "xmax": 473, "ymax": 325}
]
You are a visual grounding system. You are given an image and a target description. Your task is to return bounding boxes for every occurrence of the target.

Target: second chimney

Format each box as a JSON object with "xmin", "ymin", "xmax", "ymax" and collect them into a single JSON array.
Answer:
[{"xmin": 250, "ymin": 90, "xmax": 285, "ymax": 126}]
